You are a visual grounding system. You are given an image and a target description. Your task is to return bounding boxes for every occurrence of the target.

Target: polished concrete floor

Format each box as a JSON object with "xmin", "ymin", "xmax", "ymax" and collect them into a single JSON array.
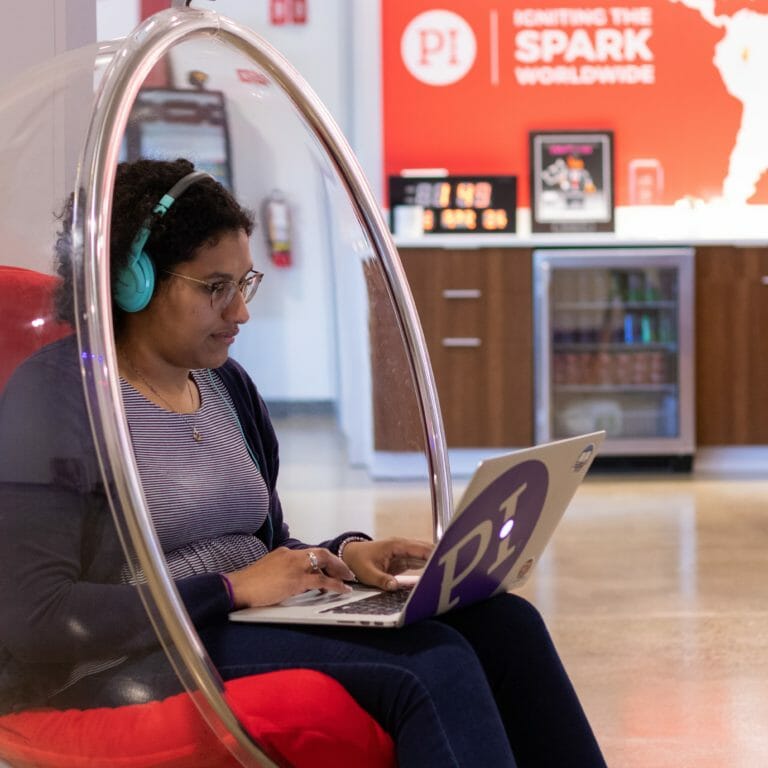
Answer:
[{"xmin": 274, "ymin": 413, "xmax": 768, "ymax": 768}]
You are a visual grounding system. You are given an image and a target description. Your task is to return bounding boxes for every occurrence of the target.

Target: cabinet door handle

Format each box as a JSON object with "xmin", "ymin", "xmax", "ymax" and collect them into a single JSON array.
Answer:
[
  {"xmin": 442, "ymin": 337, "xmax": 482, "ymax": 347},
  {"xmin": 761, "ymin": 276, "xmax": 768, "ymax": 285},
  {"xmin": 442, "ymin": 289, "xmax": 482, "ymax": 299}
]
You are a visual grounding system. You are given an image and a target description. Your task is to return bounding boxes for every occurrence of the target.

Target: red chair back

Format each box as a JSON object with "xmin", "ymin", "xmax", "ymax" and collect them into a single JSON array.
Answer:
[{"xmin": 0, "ymin": 265, "xmax": 71, "ymax": 392}]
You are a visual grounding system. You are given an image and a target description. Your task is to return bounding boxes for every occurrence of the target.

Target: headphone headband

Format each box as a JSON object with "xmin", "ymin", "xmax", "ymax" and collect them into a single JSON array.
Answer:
[
  {"xmin": 114, "ymin": 170, "xmax": 214, "ymax": 313},
  {"xmin": 152, "ymin": 171, "xmax": 212, "ymax": 216}
]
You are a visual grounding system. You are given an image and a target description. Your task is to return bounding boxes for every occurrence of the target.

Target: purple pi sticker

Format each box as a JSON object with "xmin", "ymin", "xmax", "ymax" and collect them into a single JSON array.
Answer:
[{"xmin": 404, "ymin": 460, "xmax": 548, "ymax": 623}]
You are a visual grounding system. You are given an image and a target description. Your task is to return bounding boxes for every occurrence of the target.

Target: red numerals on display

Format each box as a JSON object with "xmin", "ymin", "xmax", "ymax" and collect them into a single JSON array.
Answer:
[
  {"xmin": 473, "ymin": 182, "xmax": 492, "ymax": 208},
  {"xmin": 481, "ymin": 209, "xmax": 508, "ymax": 230},
  {"xmin": 455, "ymin": 183, "xmax": 475, "ymax": 208},
  {"xmin": 403, "ymin": 179, "xmax": 510, "ymax": 232},
  {"xmin": 440, "ymin": 208, "xmax": 477, "ymax": 230},
  {"xmin": 413, "ymin": 182, "xmax": 451, "ymax": 208},
  {"xmin": 436, "ymin": 182, "xmax": 451, "ymax": 208},
  {"xmin": 455, "ymin": 181, "xmax": 493, "ymax": 209},
  {"xmin": 413, "ymin": 181, "xmax": 495, "ymax": 210}
]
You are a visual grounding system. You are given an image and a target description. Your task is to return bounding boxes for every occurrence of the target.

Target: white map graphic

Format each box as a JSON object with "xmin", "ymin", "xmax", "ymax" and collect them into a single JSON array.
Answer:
[{"xmin": 675, "ymin": 0, "xmax": 768, "ymax": 203}]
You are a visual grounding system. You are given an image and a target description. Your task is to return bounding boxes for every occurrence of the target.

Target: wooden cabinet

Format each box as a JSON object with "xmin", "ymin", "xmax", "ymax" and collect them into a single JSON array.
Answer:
[
  {"xmin": 695, "ymin": 245, "xmax": 768, "ymax": 444},
  {"xmin": 372, "ymin": 242, "xmax": 768, "ymax": 453},
  {"xmin": 378, "ymin": 247, "xmax": 533, "ymax": 449}
]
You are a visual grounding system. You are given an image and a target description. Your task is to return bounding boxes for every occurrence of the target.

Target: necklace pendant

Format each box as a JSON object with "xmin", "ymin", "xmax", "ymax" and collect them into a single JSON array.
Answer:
[{"xmin": 193, "ymin": 427, "xmax": 203, "ymax": 443}]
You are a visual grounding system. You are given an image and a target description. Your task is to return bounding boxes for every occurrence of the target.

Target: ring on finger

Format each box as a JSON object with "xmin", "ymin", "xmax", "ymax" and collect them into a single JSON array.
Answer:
[{"xmin": 307, "ymin": 550, "xmax": 320, "ymax": 574}]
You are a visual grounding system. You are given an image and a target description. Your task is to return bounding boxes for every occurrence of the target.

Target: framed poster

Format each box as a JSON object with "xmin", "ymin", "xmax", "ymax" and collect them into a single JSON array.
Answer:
[
  {"xmin": 388, "ymin": 175, "xmax": 517, "ymax": 236},
  {"xmin": 529, "ymin": 131, "xmax": 614, "ymax": 233}
]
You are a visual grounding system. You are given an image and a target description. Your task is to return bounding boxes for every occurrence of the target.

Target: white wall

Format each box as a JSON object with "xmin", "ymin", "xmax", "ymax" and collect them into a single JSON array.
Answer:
[
  {"xmin": 0, "ymin": 1, "xmax": 97, "ymax": 273},
  {"xmin": 95, "ymin": 0, "xmax": 138, "ymax": 40},
  {"xmin": 179, "ymin": 0, "xmax": 372, "ymax": 405}
]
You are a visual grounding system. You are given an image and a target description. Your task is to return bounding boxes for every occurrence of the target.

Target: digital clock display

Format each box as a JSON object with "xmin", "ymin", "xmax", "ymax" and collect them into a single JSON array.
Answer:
[{"xmin": 389, "ymin": 175, "xmax": 517, "ymax": 234}]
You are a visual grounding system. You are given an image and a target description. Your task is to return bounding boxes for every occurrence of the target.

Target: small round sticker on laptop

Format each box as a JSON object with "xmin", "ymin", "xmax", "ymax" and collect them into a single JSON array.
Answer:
[
  {"xmin": 517, "ymin": 558, "xmax": 535, "ymax": 580},
  {"xmin": 573, "ymin": 444, "xmax": 595, "ymax": 471}
]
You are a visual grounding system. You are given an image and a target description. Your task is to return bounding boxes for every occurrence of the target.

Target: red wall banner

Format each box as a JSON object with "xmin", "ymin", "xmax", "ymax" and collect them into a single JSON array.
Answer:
[{"xmin": 382, "ymin": 1, "xmax": 768, "ymax": 208}]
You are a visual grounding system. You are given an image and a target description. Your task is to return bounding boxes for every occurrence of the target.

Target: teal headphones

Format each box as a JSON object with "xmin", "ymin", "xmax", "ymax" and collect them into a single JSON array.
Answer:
[{"xmin": 114, "ymin": 170, "xmax": 212, "ymax": 312}]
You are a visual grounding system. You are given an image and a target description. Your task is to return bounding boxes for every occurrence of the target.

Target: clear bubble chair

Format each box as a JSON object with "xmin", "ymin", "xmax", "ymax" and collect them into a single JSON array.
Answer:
[{"xmin": 0, "ymin": 4, "xmax": 450, "ymax": 767}]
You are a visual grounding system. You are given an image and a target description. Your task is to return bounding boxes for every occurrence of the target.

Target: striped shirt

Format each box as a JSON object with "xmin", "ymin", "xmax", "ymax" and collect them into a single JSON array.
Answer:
[{"xmin": 119, "ymin": 368, "xmax": 270, "ymax": 580}]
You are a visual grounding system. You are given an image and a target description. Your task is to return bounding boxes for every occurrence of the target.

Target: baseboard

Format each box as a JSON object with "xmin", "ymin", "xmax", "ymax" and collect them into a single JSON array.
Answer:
[
  {"xmin": 265, "ymin": 400, "xmax": 335, "ymax": 418},
  {"xmin": 694, "ymin": 446, "xmax": 768, "ymax": 475},
  {"xmin": 370, "ymin": 446, "xmax": 768, "ymax": 480}
]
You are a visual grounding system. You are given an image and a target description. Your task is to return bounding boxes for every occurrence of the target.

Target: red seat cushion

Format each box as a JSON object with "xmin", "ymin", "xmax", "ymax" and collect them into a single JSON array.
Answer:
[
  {"xmin": 0, "ymin": 670, "xmax": 396, "ymax": 768},
  {"xmin": 0, "ymin": 266, "xmax": 71, "ymax": 393}
]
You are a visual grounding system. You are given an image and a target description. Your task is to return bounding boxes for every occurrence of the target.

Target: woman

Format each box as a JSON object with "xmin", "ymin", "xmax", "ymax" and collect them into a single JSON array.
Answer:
[{"xmin": 0, "ymin": 158, "xmax": 607, "ymax": 767}]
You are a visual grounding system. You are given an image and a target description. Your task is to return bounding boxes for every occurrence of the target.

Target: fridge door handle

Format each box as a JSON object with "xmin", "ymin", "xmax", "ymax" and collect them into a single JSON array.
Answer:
[
  {"xmin": 442, "ymin": 337, "xmax": 482, "ymax": 347},
  {"xmin": 442, "ymin": 289, "xmax": 482, "ymax": 299}
]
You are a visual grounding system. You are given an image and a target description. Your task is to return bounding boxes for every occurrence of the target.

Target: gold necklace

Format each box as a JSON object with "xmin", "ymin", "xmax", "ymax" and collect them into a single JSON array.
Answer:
[{"xmin": 124, "ymin": 358, "xmax": 203, "ymax": 443}]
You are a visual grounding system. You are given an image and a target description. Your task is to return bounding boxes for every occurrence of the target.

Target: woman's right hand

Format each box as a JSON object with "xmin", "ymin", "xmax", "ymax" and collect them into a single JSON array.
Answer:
[{"xmin": 225, "ymin": 547, "xmax": 355, "ymax": 609}]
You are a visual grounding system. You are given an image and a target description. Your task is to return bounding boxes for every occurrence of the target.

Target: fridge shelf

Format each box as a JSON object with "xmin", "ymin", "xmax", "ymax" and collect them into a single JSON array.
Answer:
[
  {"xmin": 553, "ymin": 342, "xmax": 677, "ymax": 352},
  {"xmin": 553, "ymin": 301, "xmax": 677, "ymax": 311},
  {"xmin": 553, "ymin": 384, "xmax": 678, "ymax": 394}
]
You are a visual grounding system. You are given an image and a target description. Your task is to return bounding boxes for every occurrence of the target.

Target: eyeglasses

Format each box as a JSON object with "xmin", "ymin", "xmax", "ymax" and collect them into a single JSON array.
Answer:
[{"xmin": 164, "ymin": 269, "xmax": 264, "ymax": 310}]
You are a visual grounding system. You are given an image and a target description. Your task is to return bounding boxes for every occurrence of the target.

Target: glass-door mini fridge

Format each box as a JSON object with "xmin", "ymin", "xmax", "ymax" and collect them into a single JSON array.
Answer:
[{"xmin": 533, "ymin": 247, "xmax": 694, "ymax": 466}]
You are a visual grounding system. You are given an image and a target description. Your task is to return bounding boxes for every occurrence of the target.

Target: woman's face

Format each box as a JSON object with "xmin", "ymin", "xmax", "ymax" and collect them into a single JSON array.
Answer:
[{"xmin": 131, "ymin": 228, "xmax": 253, "ymax": 371}]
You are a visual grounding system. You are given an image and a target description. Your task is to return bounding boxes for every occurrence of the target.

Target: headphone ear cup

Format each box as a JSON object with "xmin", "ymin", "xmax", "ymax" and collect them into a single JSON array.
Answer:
[
  {"xmin": 113, "ymin": 171, "xmax": 210, "ymax": 313},
  {"xmin": 114, "ymin": 228, "xmax": 156, "ymax": 312}
]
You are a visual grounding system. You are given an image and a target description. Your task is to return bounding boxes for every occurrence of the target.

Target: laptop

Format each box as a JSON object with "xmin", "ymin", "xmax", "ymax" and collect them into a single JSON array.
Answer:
[{"xmin": 229, "ymin": 431, "xmax": 605, "ymax": 628}]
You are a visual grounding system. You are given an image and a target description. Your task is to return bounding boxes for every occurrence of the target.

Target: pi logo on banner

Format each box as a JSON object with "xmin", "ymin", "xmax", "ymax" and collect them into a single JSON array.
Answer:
[{"xmin": 401, "ymin": 10, "xmax": 477, "ymax": 86}]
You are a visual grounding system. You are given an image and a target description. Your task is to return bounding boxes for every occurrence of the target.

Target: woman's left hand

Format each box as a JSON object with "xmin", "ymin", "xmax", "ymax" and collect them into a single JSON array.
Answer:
[{"xmin": 341, "ymin": 537, "xmax": 434, "ymax": 591}]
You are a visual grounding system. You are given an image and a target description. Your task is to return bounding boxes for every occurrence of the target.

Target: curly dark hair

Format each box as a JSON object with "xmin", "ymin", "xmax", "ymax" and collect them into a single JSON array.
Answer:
[{"xmin": 54, "ymin": 158, "xmax": 255, "ymax": 334}]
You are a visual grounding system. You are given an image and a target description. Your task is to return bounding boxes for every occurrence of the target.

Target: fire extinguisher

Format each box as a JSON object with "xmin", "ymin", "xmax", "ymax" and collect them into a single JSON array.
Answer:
[{"xmin": 263, "ymin": 189, "xmax": 292, "ymax": 268}]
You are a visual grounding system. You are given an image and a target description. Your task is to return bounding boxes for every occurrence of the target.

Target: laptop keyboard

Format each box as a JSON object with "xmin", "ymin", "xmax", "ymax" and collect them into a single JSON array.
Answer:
[{"xmin": 321, "ymin": 586, "xmax": 413, "ymax": 615}]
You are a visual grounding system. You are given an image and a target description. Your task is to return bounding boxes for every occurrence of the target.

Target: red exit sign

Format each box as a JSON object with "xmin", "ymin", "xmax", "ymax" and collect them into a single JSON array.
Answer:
[{"xmin": 270, "ymin": 0, "xmax": 307, "ymax": 25}]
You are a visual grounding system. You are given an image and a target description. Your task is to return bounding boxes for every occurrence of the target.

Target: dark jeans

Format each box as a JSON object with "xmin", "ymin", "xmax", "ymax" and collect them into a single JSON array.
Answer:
[{"xmin": 50, "ymin": 594, "xmax": 606, "ymax": 768}]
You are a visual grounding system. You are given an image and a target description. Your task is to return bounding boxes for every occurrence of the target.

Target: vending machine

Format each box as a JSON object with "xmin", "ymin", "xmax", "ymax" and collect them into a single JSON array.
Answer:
[{"xmin": 533, "ymin": 247, "xmax": 695, "ymax": 468}]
